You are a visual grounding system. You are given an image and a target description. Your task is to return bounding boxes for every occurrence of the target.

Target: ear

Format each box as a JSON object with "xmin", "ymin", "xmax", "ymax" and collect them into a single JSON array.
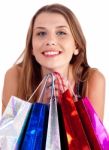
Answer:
[{"xmin": 74, "ymin": 49, "xmax": 79, "ymax": 55}]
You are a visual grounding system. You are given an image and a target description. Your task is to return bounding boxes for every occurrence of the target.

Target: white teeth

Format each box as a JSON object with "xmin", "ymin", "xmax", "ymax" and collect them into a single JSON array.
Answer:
[{"xmin": 43, "ymin": 51, "xmax": 59, "ymax": 55}]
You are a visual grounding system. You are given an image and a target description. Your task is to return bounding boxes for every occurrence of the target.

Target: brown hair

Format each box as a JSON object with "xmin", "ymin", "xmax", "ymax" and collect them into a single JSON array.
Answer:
[{"xmin": 17, "ymin": 3, "xmax": 90, "ymax": 101}]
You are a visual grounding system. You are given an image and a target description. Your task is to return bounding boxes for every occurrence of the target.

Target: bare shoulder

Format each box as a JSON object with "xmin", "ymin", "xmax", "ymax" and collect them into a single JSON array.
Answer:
[
  {"xmin": 5, "ymin": 65, "xmax": 21, "ymax": 80},
  {"xmin": 88, "ymin": 68, "xmax": 105, "ymax": 86},
  {"xmin": 4, "ymin": 65, "xmax": 22, "ymax": 91},
  {"xmin": 87, "ymin": 68, "xmax": 105, "ymax": 120},
  {"xmin": 2, "ymin": 64, "xmax": 22, "ymax": 113}
]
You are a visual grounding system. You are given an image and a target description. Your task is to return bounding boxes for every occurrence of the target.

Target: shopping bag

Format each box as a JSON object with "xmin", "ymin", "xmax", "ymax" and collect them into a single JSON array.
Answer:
[
  {"xmin": 45, "ymin": 74, "xmax": 61, "ymax": 150},
  {"xmin": 20, "ymin": 103, "xmax": 49, "ymax": 150},
  {"xmin": 53, "ymin": 72, "xmax": 90, "ymax": 150},
  {"xmin": 73, "ymin": 80, "xmax": 109, "ymax": 150},
  {"xmin": 75, "ymin": 97, "xmax": 109, "ymax": 150},
  {"xmin": 0, "ymin": 96, "xmax": 32, "ymax": 150},
  {"xmin": 20, "ymin": 74, "xmax": 52, "ymax": 150},
  {"xmin": 60, "ymin": 89, "xmax": 91, "ymax": 150}
]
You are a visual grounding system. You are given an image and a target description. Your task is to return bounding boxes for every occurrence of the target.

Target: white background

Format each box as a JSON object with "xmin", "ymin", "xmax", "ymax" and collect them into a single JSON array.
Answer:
[{"xmin": 0, "ymin": 0, "xmax": 109, "ymax": 132}]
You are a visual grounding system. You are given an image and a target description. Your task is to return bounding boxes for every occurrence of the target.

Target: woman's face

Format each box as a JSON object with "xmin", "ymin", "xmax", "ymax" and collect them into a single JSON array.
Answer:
[{"xmin": 32, "ymin": 12, "xmax": 78, "ymax": 75}]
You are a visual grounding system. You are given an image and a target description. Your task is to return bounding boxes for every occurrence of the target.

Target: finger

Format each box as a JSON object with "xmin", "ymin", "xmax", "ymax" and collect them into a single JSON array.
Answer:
[
  {"xmin": 46, "ymin": 76, "xmax": 57, "ymax": 88},
  {"xmin": 54, "ymin": 74, "xmax": 69, "ymax": 92},
  {"xmin": 43, "ymin": 88, "xmax": 59, "ymax": 103},
  {"xmin": 46, "ymin": 75, "xmax": 68, "ymax": 94}
]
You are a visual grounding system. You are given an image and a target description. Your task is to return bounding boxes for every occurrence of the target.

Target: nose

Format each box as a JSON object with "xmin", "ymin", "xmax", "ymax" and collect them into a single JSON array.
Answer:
[
  {"xmin": 45, "ymin": 33, "xmax": 57, "ymax": 46},
  {"xmin": 46, "ymin": 40, "xmax": 57, "ymax": 46}
]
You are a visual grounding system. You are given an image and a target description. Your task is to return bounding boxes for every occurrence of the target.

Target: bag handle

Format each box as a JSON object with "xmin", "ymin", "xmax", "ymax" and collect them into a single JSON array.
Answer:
[
  {"xmin": 28, "ymin": 74, "xmax": 50, "ymax": 102},
  {"xmin": 53, "ymin": 72, "xmax": 78, "ymax": 101},
  {"xmin": 28, "ymin": 73, "xmax": 56, "ymax": 103},
  {"xmin": 38, "ymin": 73, "xmax": 56, "ymax": 103},
  {"xmin": 37, "ymin": 74, "xmax": 51, "ymax": 103},
  {"xmin": 49, "ymin": 73, "xmax": 56, "ymax": 101}
]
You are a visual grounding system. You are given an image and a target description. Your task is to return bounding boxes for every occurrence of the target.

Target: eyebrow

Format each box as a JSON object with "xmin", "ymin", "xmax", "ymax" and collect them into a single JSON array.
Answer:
[
  {"xmin": 34, "ymin": 25, "xmax": 68, "ymax": 30},
  {"xmin": 56, "ymin": 26, "xmax": 68, "ymax": 29}
]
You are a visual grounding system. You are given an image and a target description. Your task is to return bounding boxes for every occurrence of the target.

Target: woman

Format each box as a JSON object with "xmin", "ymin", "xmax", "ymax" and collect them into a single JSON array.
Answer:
[{"xmin": 2, "ymin": 3, "xmax": 105, "ymax": 121}]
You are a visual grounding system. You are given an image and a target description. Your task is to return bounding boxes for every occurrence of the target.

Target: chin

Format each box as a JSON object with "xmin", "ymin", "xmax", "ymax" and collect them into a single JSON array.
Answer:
[
  {"xmin": 41, "ymin": 63, "xmax": 68, "ymax": 76},
  {"xmin": 42, "ymin": 64, "xmax": 62, "ymax": 70}
]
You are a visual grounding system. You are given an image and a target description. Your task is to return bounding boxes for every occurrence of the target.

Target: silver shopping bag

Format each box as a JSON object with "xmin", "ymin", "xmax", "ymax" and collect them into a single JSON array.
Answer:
[
  {"xmin": 0, "ymin": 96, "xmax": 32, "ymax": 150},
  {"xmin": 45, "ymin": 74, "xmax": 61, "ymax": 150}
]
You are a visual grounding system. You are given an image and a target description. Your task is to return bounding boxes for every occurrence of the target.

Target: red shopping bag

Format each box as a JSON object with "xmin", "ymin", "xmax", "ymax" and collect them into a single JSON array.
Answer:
[
  {"xmin": 60, "ymin": 89, "xmax": 90, "ymax": 150},
  {"xmin": 54, "ymin": 72, "xmax": 90, "ymax": 149},
  {"xmin": 59, "ymin": 73, "xmax": 109, "ymax": 150}
]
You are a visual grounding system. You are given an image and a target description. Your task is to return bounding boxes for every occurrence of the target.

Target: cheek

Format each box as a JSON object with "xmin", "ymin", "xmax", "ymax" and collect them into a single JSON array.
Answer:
[
  {"xmin": 66, "ymin": 52, "xmax": 74, "ymax": 62},
  {"xmin": 32, "ymin": 38, "xmax": 44, "ymax": 53},
  {"xmin": 64, "ymin": 45, "xmax": 76, "ymax": 61},
  {"xmin": 65, "ymin": 45, "xmax": 76, "ymax": 56},
  {"xmin": 63, "ymin": 38, "xmax": 76, "ymax": 49},
  {"xmin": 32, "ymin": 42, "xmax": 40, "ymax": 55}
]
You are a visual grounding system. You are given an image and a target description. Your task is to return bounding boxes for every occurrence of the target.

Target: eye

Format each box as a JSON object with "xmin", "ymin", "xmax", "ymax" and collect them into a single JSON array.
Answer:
[
  {"xmin": 37, "ymin": 31, "xmax": 47, "ymax": 37},
  {"xmin": 56, "ymin": 31, "xmax": 67, "ymax": 36}
]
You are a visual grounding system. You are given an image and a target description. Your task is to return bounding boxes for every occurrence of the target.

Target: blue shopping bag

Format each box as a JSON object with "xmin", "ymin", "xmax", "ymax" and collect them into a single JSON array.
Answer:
[
  {"xmin": 19, "ymin": 74, "xmax": 51, "ymax": 150},
  {"xmin": 20, "ymin": 103, "xmax": 49, "ymax": 150}
]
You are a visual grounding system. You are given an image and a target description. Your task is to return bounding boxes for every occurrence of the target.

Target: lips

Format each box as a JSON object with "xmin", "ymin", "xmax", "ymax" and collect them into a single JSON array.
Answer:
[{"xmin": 42, "ymin": 50, "xmax": 62, "ymax": 57}]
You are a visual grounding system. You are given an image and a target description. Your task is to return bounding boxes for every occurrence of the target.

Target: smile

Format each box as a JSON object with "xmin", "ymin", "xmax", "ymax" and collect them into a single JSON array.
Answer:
[{"xmin": 42, "ymin": 51, "xmax": 62, "ymax": 57}]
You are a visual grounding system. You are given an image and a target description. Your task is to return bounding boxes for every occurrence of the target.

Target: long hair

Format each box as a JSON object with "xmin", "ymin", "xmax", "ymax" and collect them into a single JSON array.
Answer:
[{"xmin": 17, "ymin": 3, "xmax": 90, "ymax": 101}]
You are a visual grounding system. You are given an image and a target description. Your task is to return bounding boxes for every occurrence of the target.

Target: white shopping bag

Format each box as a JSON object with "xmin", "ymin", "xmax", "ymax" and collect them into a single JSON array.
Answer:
[
  {"xmin": 45, "ymin": 74, "xmax": 61, "ymax": 150},
  {"xmin": 0, "ymin": 96, "xmax": 32, "ymax": 150}
]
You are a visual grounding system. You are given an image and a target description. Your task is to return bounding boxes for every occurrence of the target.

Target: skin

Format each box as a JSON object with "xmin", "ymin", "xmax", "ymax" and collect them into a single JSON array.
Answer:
[
  {"xmin": 2, "ymin": 12, "xmax": 105, "ymax": 121},
  {"xmin": 32, "ymin": 12, "xmax": 79, "ymax": 77}
]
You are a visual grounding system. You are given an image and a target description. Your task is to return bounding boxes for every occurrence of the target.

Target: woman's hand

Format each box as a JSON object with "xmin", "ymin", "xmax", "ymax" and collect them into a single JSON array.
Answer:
[{"xmin": 41, "ymin": 74, "xmax": 69, "ymax": 103}]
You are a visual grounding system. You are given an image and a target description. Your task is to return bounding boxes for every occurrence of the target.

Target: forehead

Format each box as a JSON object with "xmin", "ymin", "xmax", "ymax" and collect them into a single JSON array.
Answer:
[{"xmin": 33, "ymin": 12, "xmax": 69, "ymax": 28}]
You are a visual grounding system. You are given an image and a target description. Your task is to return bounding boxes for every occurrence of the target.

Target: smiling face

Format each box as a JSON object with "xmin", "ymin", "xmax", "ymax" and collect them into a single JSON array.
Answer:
[{"xmin": 32, "ymin": 12, "xmax": 79, "ymax": 76}]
